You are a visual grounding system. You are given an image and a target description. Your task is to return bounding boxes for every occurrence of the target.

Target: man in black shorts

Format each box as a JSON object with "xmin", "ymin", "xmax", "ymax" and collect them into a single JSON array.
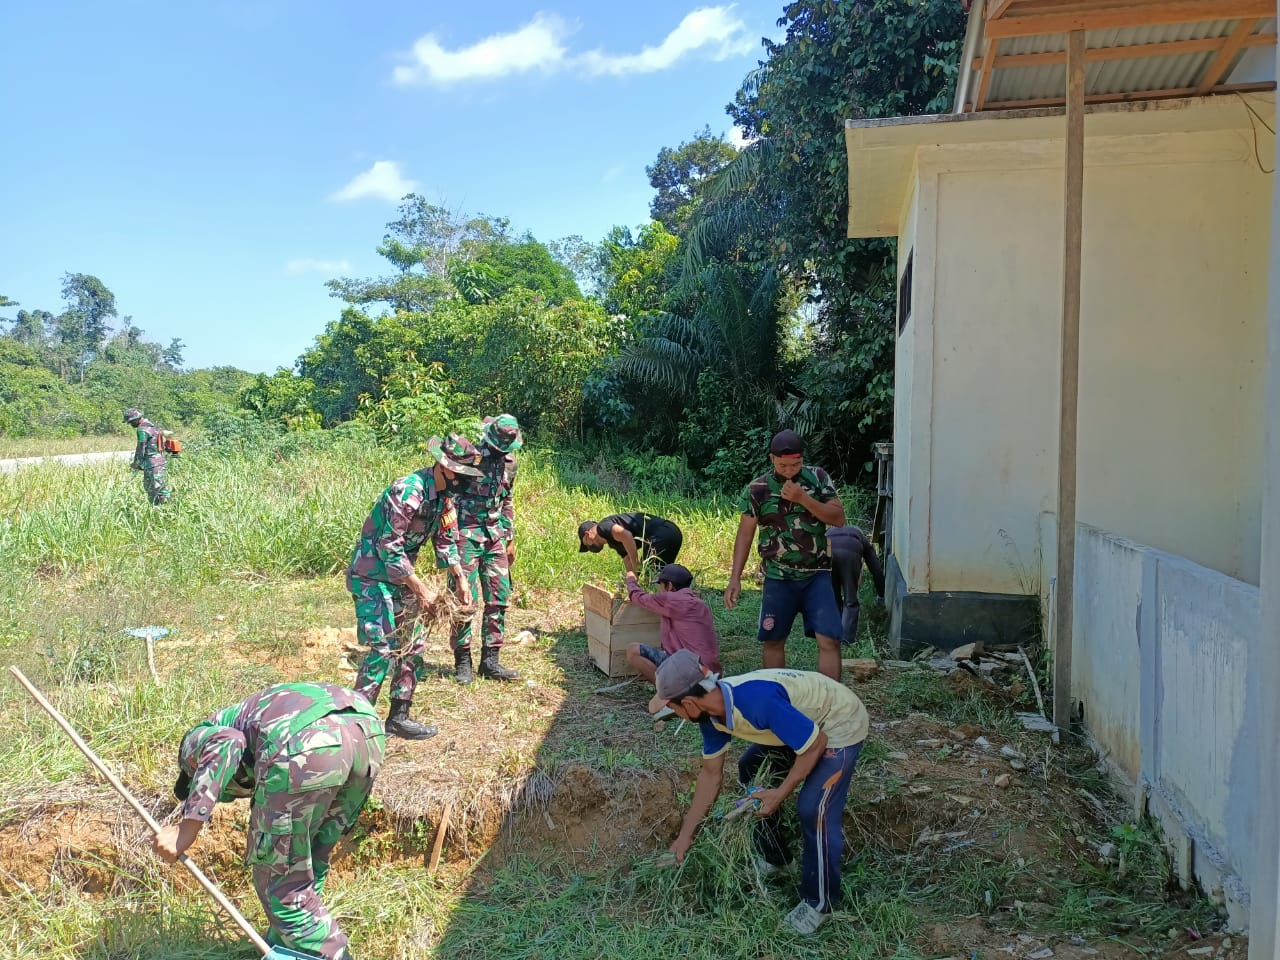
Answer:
[{"xmin": 577, "ymin": 512, "xmax": 683, "ymax": 575}]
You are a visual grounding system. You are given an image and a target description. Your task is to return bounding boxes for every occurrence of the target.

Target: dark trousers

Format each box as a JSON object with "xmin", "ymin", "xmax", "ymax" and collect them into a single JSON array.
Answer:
[
  {"xmin": 829, "ymin": 541, "xmax": 864, "ymax": 646},
  {"xmin": 738, "ymin": 741, "xmax": 862, "ymax": 913},
  {"xmin": 643, "ymin": 523, "xmax": 683, "ymax": 567}
]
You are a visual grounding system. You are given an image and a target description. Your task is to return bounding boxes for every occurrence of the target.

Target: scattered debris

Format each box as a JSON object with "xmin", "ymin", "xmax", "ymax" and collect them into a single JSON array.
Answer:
[
  {"xmin": 1017, "ymin": 712, "xmax": 1058, "ymax": 734},
  {"xmin": 842, "ymin": 658, "xmax": 881, "ymax": 681},
  {"xmin": 950, "ymin": 642, "xmax": 982, "ymax": 660},
  {"xmin": 510, "ymin": 629, "xmax": 538, "ymax": 646},
  {"xmin": 1026, "ymin": 949, "xmax": 1054, "ymax": 959},
  {"xmin": 123, "ymin": 626, "xmax": 170, "ymax": 686},
  {"xmin": 994, "ymin": 774, "xmax": 1011, "ymax": 789},
  {"xmin": 887, "ymin": 751, "xmax": 910, "ymax": 761},
  {"xmin": 1000, "ymin": 745, "xmax": 1025, "ymax": 760},
  {"xmin": 949, "ymin": 723, "xmax": 982, "ymax": 740},
  {"xmin": 1186, "ymin": 948, "xmax": 1213, "ymax": 957},
  {"xmin": 1009, "ymin": 759, "xmax": 1028, "ymax": 771},
  {"xmin": 1096, "ymin": 842, "xmax": 1118, "ymax": 862},
  {"xmin": 974, "ymin": 736, "xmax": 993, "ymax": 750},
  {"xmin": 908, "ymin": 784, "xmax": 933, "ymax": 795},
  {"xmin": 594, "ymin": 678, "xmax": 636, "ymax": 695}
]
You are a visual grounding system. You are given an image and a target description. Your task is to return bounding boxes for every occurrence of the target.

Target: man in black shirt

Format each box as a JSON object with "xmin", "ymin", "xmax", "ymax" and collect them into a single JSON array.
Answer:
[
  {"xmin": 578, "ymin": 512, "xmax": 683, "ymax": 575},
  {"xmin": 826, "ymin": 525, "xmax": 886, "ymax": 646}
]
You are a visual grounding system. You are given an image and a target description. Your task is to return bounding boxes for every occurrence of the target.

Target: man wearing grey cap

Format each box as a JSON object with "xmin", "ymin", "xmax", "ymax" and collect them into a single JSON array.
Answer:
[{"xmin": 650, "ymin": 649, "xmax": 868, "ymax": 935}]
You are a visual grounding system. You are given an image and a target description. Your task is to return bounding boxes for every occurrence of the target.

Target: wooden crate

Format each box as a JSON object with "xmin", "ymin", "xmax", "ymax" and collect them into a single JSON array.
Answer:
[{"xmin": 582, "ymin": 582, "xmax": 660, "ymax": 677}]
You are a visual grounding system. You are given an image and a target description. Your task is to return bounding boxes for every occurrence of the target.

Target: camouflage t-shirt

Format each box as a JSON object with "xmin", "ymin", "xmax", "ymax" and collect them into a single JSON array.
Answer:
[
  {"xmin": 346, "ymin": 470, "xmax": 461, "ymax": 583},
  {"xmin": 451, "ymin": 449, "xmax": 516, "ymax": 541},
  {"xmin": 738, "ymin": 465, "xmax": 839, "ymax": 580},
  {"xmin": 180, "ymin": 682, "xmax": 384, "ymax": 823}
]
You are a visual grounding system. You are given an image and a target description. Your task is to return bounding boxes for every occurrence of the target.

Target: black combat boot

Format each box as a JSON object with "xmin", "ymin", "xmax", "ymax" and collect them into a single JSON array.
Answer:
[
  {"xmin": 385, "ymin": 698, "xmax": 438, "ymax": 740},
  {"xmin": 454, "ymin": 645, "xmax": 474, "ymax": 686},
  {"xmin": 478, "ymin": 645, "xmax": 519, "ymax": 681}
]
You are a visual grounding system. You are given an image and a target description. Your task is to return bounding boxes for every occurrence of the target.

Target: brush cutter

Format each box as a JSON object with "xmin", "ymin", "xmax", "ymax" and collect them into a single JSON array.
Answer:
[{"xmin": 9, "ymin": 665, "xmax": 324, "ymax": 960}]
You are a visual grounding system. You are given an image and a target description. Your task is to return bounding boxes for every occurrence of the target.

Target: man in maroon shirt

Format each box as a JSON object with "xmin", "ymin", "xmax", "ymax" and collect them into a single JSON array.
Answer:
[{"xmin": 624, "ymin": 563, "xmax": 723, "ymax": 682}]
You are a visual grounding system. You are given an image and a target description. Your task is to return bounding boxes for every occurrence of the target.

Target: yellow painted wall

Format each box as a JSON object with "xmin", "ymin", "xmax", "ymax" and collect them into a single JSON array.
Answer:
[{"xmin": 899, "ymin": 127, "xmax": 1270, "ymax": 593}]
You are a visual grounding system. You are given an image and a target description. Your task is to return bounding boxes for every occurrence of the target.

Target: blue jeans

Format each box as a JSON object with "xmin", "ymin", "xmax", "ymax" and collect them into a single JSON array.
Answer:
[{"xmin": 738, "ymin": 740, "xmax": 863, "ymax": 912}]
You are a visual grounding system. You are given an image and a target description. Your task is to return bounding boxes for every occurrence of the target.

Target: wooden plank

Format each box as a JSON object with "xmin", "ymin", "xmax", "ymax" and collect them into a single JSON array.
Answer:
[
  {"xmin": 582, "ymin": 582, "xmax": 615, "ymax": 619},
  {"xmin": 971, "ymin": 32, "xmax": 1275, "ymax": 71},
  {"xmin": 987, "ymin": 0, "xmax": 1018, "ymax": 20},
  {"xmin": 584, "ymin": 610, "xmax": 612, "ymax": 643},
  {"xmin": 427, "ymin": 802, "xmax": 453, "ymax": 873},
  {"xmin": 987, "ymin": 80, "xmax": 1275, "ymax": 109},
  {"xmin": 986, "ymin": 0, "xmax": 1275, "ymax": 38},
  {"xmin": 1053, "ymin": 28, "xmax": 1085, "ymax": 731},
  {"xmin": 975, "ymin": 36, "xmax": 1002, "ymax": 111},
  {"xmin": 1196, "ymin": 18, "xmax": 1259, "ymax": 93},
  {"xmin": 613, "ymin": 603, "xmax": 661, "ymax": 627}
]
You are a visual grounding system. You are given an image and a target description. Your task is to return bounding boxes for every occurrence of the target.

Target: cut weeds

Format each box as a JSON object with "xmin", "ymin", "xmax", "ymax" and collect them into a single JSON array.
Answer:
[{"xmin": 0, "ymin": 442, "xmax": 1238, "ymax": 959}]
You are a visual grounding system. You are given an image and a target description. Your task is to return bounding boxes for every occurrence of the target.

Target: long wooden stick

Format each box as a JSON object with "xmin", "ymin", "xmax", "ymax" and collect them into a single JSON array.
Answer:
[{"xmin": 8, "ymin": 666, "xmax": 271, "ymax": 957}]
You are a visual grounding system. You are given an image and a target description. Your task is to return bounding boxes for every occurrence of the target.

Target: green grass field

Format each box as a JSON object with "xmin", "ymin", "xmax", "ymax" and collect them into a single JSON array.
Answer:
[{"xmin": 0, "ymin": 438, "xmax": 1222, "ymax": 960}]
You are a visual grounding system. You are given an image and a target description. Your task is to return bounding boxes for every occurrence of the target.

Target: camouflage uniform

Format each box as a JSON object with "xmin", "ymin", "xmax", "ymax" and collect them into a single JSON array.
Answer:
[
  {"xmin": 347, "ymin": 469, "xmax": 461, "ymax": 705},
  {"xmin": 174, "ymin": 682, "xmax": 385, "ymax": 960},
  {"xmin": 448, "ymin": 414, "xmax": 521, "ymax": 682},
  {"xmin": 127, "ymin": 411, "xmax": 170, "ymax": 505},
  {"xmin": 739, "ymin": 465, "xmax": 840, "ymax": 579}
]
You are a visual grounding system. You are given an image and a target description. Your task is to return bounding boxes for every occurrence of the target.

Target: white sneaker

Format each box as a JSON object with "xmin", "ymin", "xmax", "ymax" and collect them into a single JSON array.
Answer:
[
  {"xmin": 784, "ymin": 901, "xmax": 829, "ymax": 934},
  {"xmin": 650, "ymin": 705, "xmax": 675, "ymax": 721}
]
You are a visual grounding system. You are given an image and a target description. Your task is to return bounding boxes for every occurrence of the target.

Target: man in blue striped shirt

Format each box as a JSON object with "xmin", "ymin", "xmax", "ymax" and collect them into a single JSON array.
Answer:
[{"xmin": 651, "ymin": 650, "xmax": 869, "ymax": 934}]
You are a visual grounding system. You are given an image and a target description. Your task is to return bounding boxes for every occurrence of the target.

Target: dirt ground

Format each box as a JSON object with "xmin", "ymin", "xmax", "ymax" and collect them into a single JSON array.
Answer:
[{"xmin": 0, "ymin": 602, "xmax": 1247, "ymax": 960}]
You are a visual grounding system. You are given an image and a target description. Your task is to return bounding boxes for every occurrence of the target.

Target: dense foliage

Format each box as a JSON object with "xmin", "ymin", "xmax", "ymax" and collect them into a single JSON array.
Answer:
[
  {"xmin": 0, "ymin": 277, "xmax": 252, "ymax": 437},
  {"xmin": 7, "ymin": 2, "xmax": 966, "ymax": 487}
]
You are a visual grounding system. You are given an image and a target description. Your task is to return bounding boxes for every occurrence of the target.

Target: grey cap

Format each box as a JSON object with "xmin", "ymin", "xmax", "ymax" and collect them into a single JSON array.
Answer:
[{"xmin": 647, "ymin": 649, "xmax": 717, "ymax": 713}]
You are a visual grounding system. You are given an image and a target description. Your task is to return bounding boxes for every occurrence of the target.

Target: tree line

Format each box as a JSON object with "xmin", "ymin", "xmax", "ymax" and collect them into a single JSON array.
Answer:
[
  {"xmin": 4, "ymin": 1, "xmax": 965, "ymax": 484},
  {"xmin": 0, "ymin": 275, "xmax": 251, "ymax": 437}
]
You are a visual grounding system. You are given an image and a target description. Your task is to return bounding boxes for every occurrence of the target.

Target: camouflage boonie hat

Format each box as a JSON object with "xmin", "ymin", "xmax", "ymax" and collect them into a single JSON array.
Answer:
[
  {"xmin": 123, "ymin": 408, "xmax": 143, "ymax": 424},
  {"xmin": 427, "ymin": 433, "xmax": 484, "ymax": 477},
  {"xmin": 481, "ymin": 413, "xmax": 523, "ymax": 454}
]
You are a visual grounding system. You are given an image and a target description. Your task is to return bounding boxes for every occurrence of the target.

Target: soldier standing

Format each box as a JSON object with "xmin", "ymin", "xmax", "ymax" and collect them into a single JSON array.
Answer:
[
  {"xmin": 153, "ymin": 681, "xmax": 385, "ymax": 960},
  {"xmin": 123, "ymin": 407, "xmax": 171, "ymax": 505},
  {"xmin": 724, "ymin": 429, "xmax": 847, "ymax": 681},
  {"xmin": 448, "ymin": 414, "xmax": 523, "ymax": 685},
  {"xmin": 348, "ymin": 434, "xmax": 482, "ymax": 739}
]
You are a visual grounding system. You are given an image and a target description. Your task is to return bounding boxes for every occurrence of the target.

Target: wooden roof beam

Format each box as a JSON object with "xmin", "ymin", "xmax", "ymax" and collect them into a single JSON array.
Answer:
[
  {"xmin": 970, "ymin": 32, "xmax": 1276, "ymax": 71},
  {"xmin": 985, "ymin": 0, "xmax": 1275, "ymax": 39},
  {"xmin": 1197, "ymin": 19, "xmax": 1260, "ymax": 93},
  {"xmin": 982, "ymin": 79, "xmax": 1275, "ymax": 110}
]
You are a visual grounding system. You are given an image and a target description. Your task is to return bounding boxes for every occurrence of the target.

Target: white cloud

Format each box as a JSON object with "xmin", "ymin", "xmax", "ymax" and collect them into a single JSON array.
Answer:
[
  {"xmin": 391, "ymin": 6, "xmax": 756, "ymax": 85},
  {"xmin": 286, "ymin": 258, "xmax": 352, "ymax": 274},
  {"xmin": 393, "ymin": 12, "xmax": 570, "ymax": 85},
  {"xmin": 579, "ymin": 6, "xmax": 755, "ymax": 76},
  {"xmin": 727, "ymin": 125, "xmax": 758, "ymax": 150},
  {"xmin": 330, "ymin": 161, "xmax": 417, "ymax": 203}
]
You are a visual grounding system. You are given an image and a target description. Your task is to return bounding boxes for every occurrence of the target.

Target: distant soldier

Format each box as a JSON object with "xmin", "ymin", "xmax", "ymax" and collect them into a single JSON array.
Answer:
[
  {"xmin": 348, "ymin": 434, "xmax": 482, "ymax": 739},
  {"xmin": 827, "ymin": 525, "xmax": 886, "ymax": 646},
  {"xmin": 124, "ymin": 407, "xmax": 171, "ymax": 505},
  {"xmin": 154, "ymin": 681, "xmax": 385, "ymax": 960},
  {"xmin": 448, "ymin": 414, "xmax": 523, "ymax": 685},
  {"xmin": 724, "ymin": 430, "xmax": 847, "ymax": 681}
]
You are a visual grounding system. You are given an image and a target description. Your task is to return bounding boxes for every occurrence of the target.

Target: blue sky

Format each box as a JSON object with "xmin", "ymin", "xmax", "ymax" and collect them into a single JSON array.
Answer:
[{"xmin": 0, "ymin": 1, "xmax": 780, "ymax": 373}]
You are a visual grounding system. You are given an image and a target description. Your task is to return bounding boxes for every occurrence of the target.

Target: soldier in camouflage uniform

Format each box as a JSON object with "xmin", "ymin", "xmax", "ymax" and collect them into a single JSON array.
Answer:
[
  {"xmin": 447, "ymin": 414, "xmax": 523, "ymax": 685},
  {"xmin": 347, "ymin": 434, "xmax": 483, "ymax": 739},
  {"xmin": 124, "ymin": 407, "xmax": 171, "ymax": 505},
  {"xmin": 153, "ymin": 682, "xmax": 385, "ymax": 960},
  {"xmin": 724, "ymin": 429, "xmax": 847, "ymax": 681}
]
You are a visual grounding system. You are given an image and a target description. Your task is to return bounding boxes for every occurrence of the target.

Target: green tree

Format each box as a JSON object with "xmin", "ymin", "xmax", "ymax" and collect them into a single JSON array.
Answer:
[
  {"xmin": 57, "ymin": 273, "xmax": 118, "ymax": 380},
  {"xmin": 596, "ymin": 222, "xmax": 680, "ymax": 318},
  {"xmin": 646, "ymin": 126, "xmax": 739, "ymax": 236},
  {"xmin": 163, "ymin": 338, "xmax": 185, "ymax": 369}
]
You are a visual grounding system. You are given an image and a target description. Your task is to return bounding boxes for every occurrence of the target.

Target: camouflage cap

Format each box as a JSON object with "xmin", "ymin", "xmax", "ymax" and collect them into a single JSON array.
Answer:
[
  {"xmin": 174, "ymin": 721, "xmax": 255, "ymax": 801},
  {"xmin": 122, "ymin": 408, "xmax": 143, "ymax": 424},
  {"xmin": 173, "ymin": 721, "xmax": 218, "ymax": 800},
  {"xmin": 481, "ymin": 413, "xmax": 524, "ymax": 454},
  {"xmin": 427, "ymin": 433, "xmax": 484, "ymax": 477}
]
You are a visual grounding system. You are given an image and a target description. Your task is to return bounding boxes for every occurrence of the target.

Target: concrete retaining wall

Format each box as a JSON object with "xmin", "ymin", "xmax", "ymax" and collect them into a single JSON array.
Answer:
[{"xmin": 1043, "ymin": 522, "xmax": 1259, "ymax": 926}]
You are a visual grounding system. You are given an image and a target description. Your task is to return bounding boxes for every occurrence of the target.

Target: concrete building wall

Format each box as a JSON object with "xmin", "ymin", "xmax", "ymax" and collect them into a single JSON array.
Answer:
[
  {"xmin": 905, "ymin": 126, "xmax": 1269, "ymax": 596},
  {"xmin": 1045, "ymin": 523, "xmax": 1259, "ymax": 923}
]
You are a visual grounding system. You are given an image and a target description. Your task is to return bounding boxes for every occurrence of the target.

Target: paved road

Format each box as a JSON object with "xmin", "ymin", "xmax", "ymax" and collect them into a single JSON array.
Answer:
[{"xmin": 0, "ymin": 450, "xmax": 133, "ymax": 475}]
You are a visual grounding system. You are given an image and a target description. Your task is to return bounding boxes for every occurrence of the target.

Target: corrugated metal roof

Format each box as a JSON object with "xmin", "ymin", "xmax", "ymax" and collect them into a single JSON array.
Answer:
[{"xmin": 959, "ymin": 10, "xmax": 1277, "ymax": 111}]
